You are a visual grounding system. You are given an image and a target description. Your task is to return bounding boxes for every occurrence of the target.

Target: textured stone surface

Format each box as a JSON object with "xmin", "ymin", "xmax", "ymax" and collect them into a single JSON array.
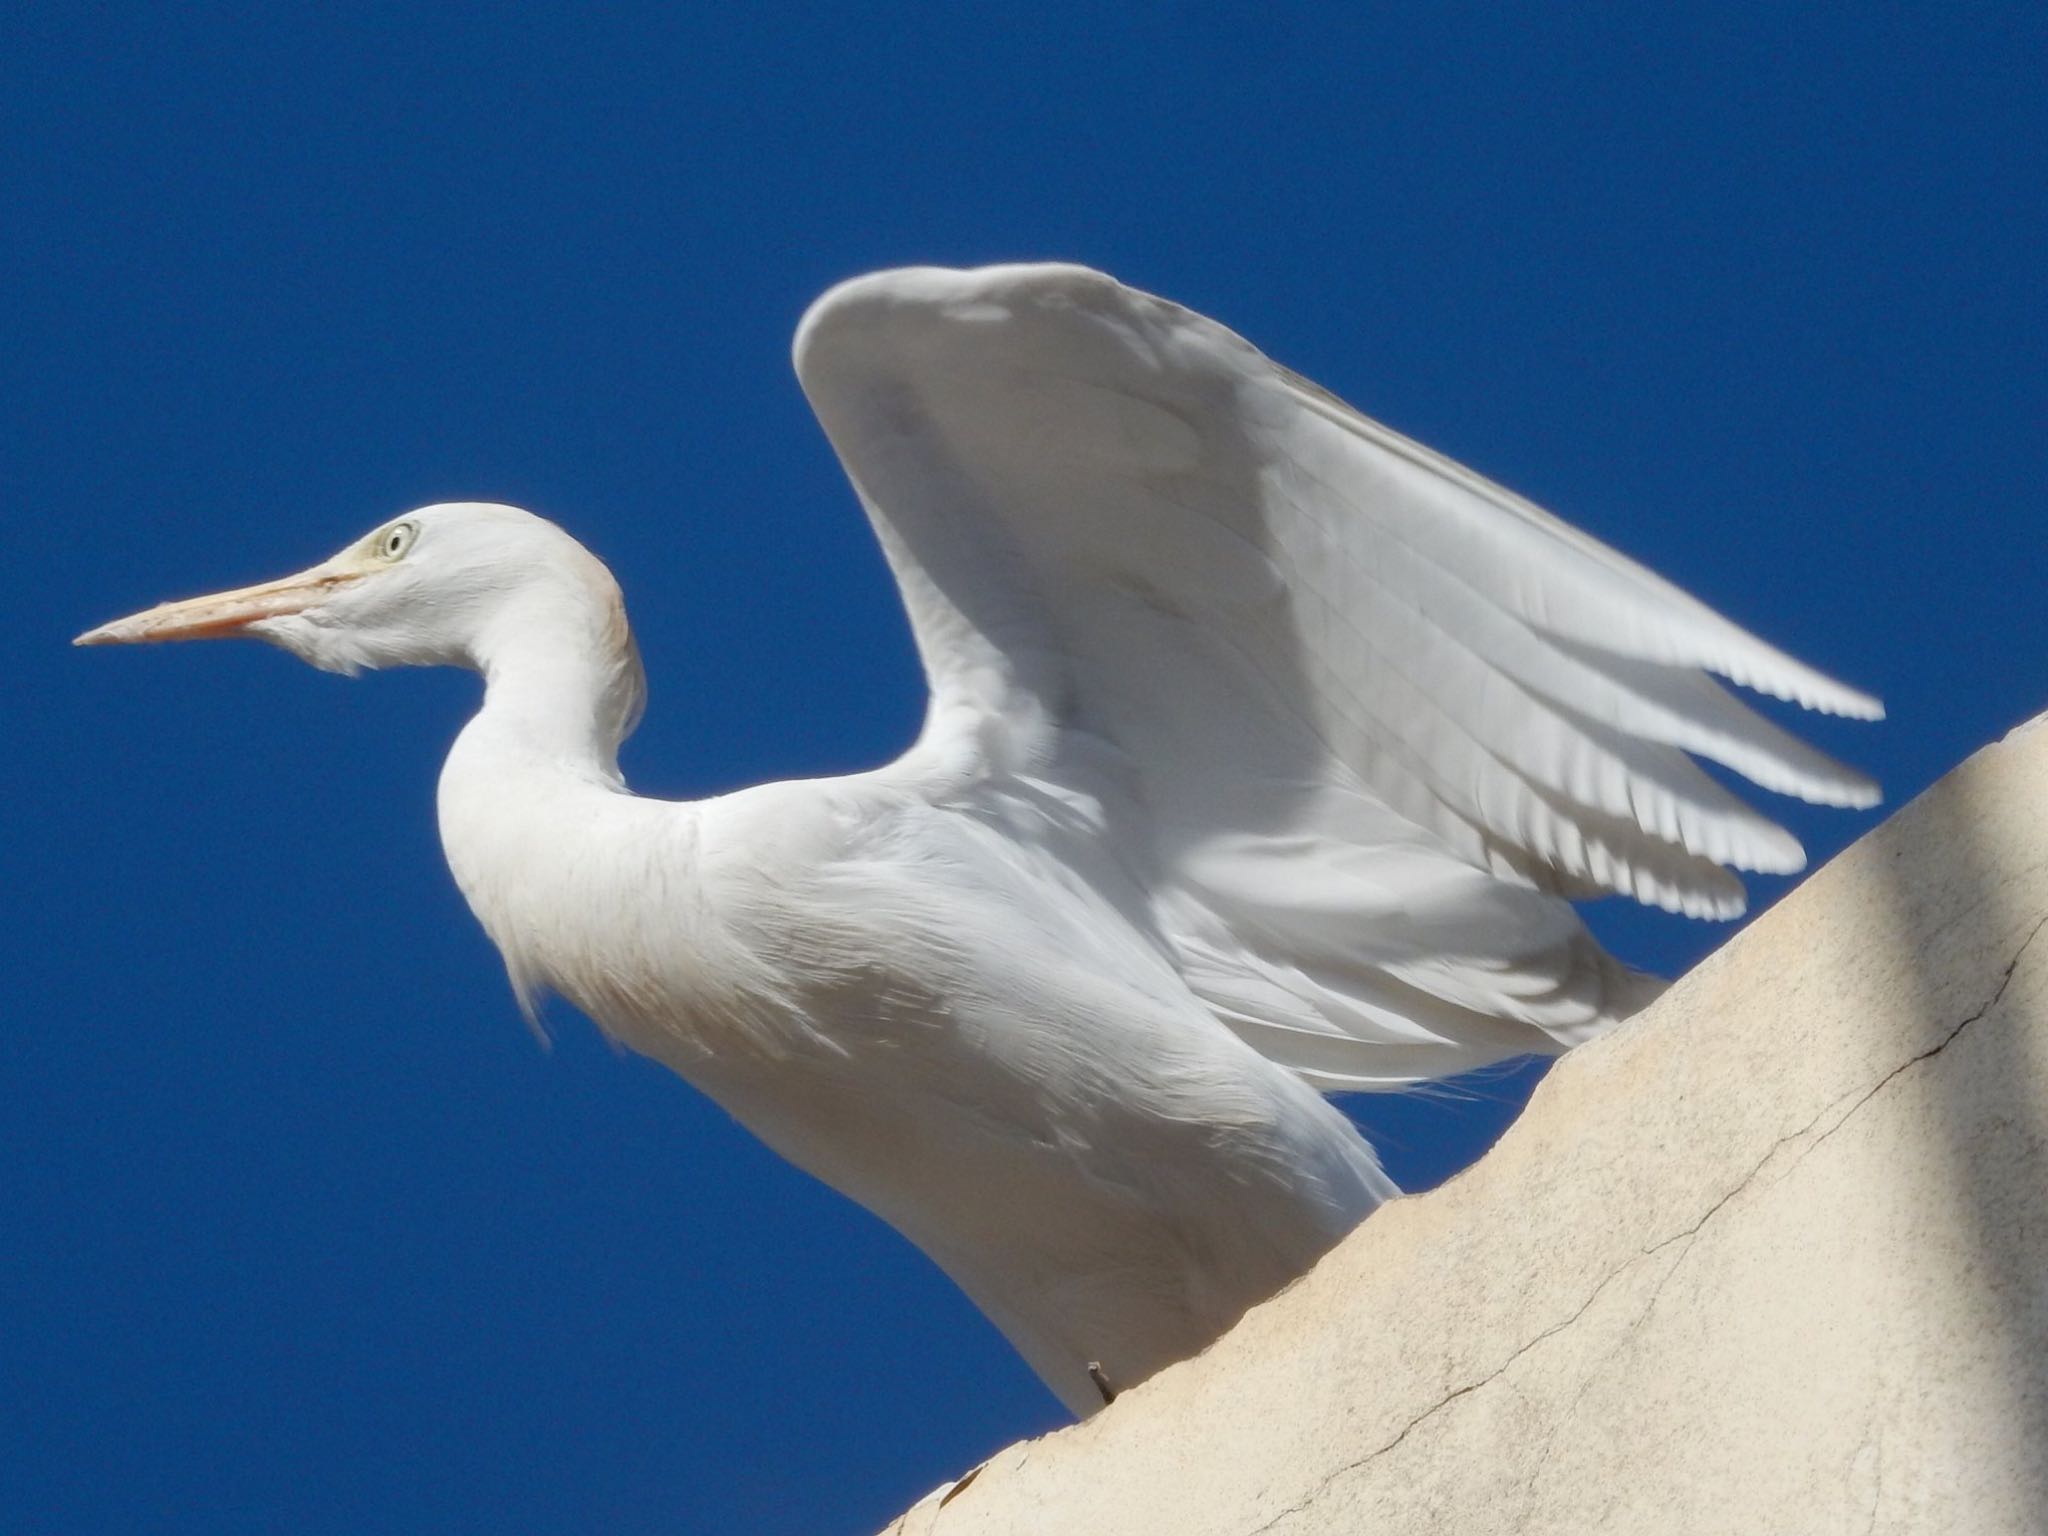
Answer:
[{"xmin": 882, "ymin": 715, "xmax": 2048, "ymax": 1535}]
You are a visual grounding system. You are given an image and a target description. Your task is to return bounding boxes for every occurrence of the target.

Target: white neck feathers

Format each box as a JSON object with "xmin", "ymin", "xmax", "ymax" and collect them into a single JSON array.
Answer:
[{"xmin": 465, "ymin": 556, "xmax": 647, "ymax": 779}]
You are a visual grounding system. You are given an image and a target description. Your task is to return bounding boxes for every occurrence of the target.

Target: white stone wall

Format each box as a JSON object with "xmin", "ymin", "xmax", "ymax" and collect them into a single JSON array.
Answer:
[{"xmin": 885, "ymin": 715, "xmax": 2048, "ymax": 1535}]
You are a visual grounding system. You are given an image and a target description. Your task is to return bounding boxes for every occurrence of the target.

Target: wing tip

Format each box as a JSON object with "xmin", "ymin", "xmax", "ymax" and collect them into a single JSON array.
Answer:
[
  {"xmin": 1724, "ymin": 657, "xmax": 1884, "ymax": 724},
  {"xmin": 1798, "ymin": 681, "xmax": 1885, "ymax": 723},
  {"xmin": 1769, "ymin": 762, "xmax": 1881, "ymax": 811},
  {"xmin": 794, "ymin": 262, "xmax": 1125, "ymax": 382}
]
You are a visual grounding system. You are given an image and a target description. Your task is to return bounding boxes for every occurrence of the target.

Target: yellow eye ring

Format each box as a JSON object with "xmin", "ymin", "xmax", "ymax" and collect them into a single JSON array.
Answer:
[{"xmin": 376, "ymin": 521, "xmax": 419, "ymax": 561}]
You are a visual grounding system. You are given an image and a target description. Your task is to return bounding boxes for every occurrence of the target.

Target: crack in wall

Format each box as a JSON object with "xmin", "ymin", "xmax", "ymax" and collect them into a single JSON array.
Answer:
[
  {"xmin": 1244, "ymin": 913, "xmax": 2048, "ymax": 1536},
  {"xmin": 1513, "ymin": 1237, "xmax": 1692, "ymax": 1523}
]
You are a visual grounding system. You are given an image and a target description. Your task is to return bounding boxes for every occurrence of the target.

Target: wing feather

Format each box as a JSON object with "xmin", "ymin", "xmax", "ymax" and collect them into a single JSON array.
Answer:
[{"xmin": 794, "ymin": 263, "xmax": 1877, "ymax": 1087}]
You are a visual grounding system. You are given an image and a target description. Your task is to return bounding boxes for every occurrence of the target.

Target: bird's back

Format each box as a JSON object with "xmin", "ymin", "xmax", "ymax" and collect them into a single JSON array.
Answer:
[{"xmin": 444, "ymin": 744, "xmax": 1392, "ymax": 1414}]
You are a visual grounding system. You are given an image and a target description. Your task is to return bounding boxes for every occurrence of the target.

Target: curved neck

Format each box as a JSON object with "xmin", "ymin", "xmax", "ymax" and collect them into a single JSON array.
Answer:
[{"xmin": 464, "ymin": 582, "xmax": 648, "ymax": 781}]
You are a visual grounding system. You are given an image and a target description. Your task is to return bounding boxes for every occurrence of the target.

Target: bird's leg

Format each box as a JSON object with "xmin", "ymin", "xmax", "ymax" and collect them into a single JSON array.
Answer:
[
  {"xmin": 1086, "ymin": 1361, "xmax": 1117, "ymax": 1406},
  {"xmin": 937, "ymin": 1461, "xmax": 987, "ymax": 1507}
]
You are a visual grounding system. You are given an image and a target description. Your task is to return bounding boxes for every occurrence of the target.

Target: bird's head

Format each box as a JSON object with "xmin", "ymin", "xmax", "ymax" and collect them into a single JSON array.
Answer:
[{"xmin": 77, "ymin": 501, "xmax": 631, "ymax": 674}]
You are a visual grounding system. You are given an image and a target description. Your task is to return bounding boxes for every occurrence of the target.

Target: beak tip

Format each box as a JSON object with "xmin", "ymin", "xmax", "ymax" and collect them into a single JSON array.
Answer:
[
  {"xmin": 73, "ymin": 563, "xmax": 352, "ymax": 651},
  {"xmin": 74, "ymin": 615, "xmax": 144, "ymax": 646}
]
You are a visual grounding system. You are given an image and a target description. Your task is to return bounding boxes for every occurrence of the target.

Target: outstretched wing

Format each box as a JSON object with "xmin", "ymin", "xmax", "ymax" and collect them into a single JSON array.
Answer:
[{"xmin": 794, "ymin": 264, "xmax": 1878, "ymax": 1089}]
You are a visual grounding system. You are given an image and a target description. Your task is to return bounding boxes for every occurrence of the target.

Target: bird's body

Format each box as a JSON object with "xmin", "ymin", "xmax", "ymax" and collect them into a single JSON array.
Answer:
[
  {"xmin": 80, "ymin": 263, "xmax": 1878, "ymax": 1415},
  {"xmin": 431, "ymin": 523, "xmax": 1392, "ymax": 1412}
]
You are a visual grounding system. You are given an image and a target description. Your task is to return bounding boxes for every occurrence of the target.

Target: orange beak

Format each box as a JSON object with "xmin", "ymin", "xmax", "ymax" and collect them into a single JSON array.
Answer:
[{"xmin": 74, "ymin": 558, "xmax": 364, "ymax": 648}]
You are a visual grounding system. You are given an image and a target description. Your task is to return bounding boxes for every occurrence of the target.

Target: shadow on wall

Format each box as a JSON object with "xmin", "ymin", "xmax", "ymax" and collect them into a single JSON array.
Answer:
[{"xmin": 1885, "ymin": 720, "xmax": 2048, "ymax": 1505}]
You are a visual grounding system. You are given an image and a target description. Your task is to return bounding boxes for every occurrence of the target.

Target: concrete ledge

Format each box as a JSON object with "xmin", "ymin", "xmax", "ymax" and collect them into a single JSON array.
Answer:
[{"xmin": 884, "ymin": 715, "xmax": 2048, "ymax": 1534}]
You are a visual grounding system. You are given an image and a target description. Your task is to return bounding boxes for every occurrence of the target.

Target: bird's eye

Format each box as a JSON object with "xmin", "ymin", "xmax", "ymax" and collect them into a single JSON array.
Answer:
[{"xmin": 375, "ymin": 521, "xmax": 419, "ymax": 561}]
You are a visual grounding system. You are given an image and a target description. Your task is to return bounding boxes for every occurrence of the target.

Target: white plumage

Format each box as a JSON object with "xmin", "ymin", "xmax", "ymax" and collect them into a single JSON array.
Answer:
[{"xmin": 79, "ymin": 263, "xmax": 1877, "ymax": 1415}]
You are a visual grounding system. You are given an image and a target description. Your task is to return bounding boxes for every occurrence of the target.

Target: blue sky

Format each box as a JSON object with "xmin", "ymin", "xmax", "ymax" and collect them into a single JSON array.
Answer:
[{"xmin": 5, "ymin": 5, "xmax": 2042, "ymax": 1532}]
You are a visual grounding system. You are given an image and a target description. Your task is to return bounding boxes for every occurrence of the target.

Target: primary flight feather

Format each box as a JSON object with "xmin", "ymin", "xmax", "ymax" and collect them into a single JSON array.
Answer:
[{"xmin": 78, "ymin": 263, "xmax": 1877, "ymax": 1415}]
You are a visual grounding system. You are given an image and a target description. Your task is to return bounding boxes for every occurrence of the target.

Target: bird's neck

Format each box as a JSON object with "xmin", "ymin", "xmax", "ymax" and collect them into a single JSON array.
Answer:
[
  {"xmin": 463, "ymin": 582, "xmax": 648, "ymax": 781},
  {"xmin": 437, "ymin": 590, "xmax": 665, "ymax": 1024}
]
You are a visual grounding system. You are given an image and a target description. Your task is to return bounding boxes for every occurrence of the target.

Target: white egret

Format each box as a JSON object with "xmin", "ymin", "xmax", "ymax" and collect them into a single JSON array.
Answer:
[{"xmin": 78, "ymin": 264, "xmax": 1878, "ymax": 1415}]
